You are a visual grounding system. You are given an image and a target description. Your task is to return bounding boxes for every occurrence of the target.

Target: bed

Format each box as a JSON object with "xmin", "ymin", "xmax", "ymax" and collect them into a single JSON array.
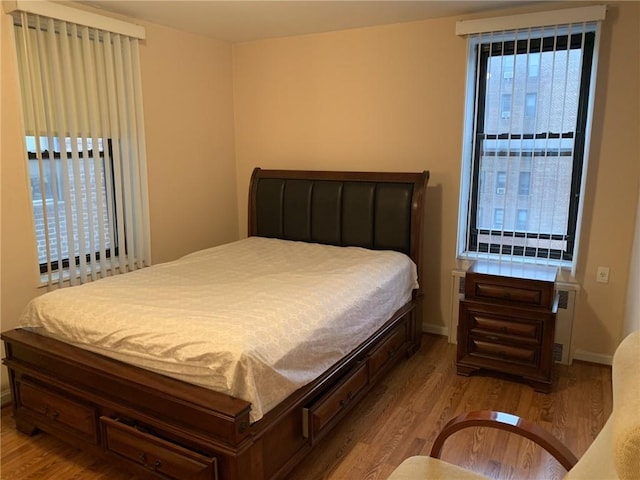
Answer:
[{"xmin": 2, "ymin": 167, "xmax": 429, "ymax": 480}]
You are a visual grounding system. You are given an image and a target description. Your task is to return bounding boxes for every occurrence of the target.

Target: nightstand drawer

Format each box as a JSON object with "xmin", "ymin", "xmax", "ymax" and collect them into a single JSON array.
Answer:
[
  {"xmin": 471, "ymin": 315, "xmax": 540, "ymax": 341},
  {"xmin": 472, "ymin": 282, "xmax": 543, "ymax": 305},
  {"xmin": 465, "ymin": 265, "xmax": 556, "ymax": 309},
  {"xmin": 469, "ymin": 339, "xmax": 538, "ymax": 366}
]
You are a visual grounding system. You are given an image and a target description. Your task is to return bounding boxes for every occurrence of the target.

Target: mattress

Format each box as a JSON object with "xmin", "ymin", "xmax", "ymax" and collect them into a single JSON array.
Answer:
[{"xmin": 20, "ymin": 236, "xmax": 418, "ymax": 422}]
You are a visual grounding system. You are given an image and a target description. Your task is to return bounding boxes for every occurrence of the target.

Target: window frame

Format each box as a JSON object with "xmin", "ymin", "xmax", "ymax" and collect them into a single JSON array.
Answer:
[{"xmin": 463, "ymin": 31, "xmax": 596, "ymax": 263}]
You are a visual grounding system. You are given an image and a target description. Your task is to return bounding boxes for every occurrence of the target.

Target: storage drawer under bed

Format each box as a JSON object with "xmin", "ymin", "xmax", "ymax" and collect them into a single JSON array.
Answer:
[
  {"xmin": 302, "ymin": 314, "xmax": 412, "ymax": 444},
  {"xmin": 101, "ymin": 417, "xmax": 217, "ymax": 480},
  {"xmin": 368, "ymin": 320, "xmax": 408, "ymax": 381},
  {"xmin": 302, "ymin": 361, "xmax": 368, "ymax": 443},
  {"xmin": 16, "ymin": 380, "xmax": 98, "ymax": 444}
]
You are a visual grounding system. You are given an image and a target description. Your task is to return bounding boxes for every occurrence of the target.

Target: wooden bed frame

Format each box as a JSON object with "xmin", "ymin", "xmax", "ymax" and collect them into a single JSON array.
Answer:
[{"xmin": 2, "ymin": 168, "xmax": 429, "ymax": 480}]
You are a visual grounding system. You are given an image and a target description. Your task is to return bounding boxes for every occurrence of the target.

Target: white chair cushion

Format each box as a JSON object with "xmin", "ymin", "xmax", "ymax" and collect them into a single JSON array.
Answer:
[
  {"xmin": 387, "ymin": 456, "xmax": 489, "ymax": 480},
  {"xmin": 564, "ymin": 415, "xmax": 616, "ymax": 480},
  {"xmin": 611, "ymin": 331, "xmax": 640, "ymax": 480}
]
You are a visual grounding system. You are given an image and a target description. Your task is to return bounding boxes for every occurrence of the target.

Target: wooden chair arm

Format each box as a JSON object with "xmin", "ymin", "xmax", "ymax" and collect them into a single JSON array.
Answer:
[{"xmin": 429, "ymin": 410, "xmax": 578, "ymax": 471}]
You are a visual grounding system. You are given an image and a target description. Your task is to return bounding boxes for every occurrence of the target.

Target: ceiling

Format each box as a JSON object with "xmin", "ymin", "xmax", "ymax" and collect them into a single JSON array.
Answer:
[{"xmin": 78, "ymin": 1, "xmax": 529, "ymax": 43}]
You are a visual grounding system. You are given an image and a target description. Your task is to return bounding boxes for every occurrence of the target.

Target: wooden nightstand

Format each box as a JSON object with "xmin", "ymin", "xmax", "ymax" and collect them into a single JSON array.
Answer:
[{"xmin": 456, "ymin": 261, "xmax": 558, "ymax": 393}]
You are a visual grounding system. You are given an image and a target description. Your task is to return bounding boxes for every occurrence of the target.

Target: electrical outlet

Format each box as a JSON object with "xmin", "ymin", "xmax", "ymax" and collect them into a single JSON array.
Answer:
[{"xmin": 597, "ymin": 266, "xmax": 610, "ymax": 284}]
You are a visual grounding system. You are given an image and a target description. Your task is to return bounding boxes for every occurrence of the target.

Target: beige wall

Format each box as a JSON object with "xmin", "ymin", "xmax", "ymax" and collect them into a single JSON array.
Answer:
[
  {"xmin": 233, "ymin": 2, "xmax": 640, "ymax": 359},
  {"xmin": 574, "ymin": 1, "xmax": 640, "ymax": 357},
  {"xmin": 0, "ymin": 12, "xmax": 39, "ymax": 394},
  {"xmin": 232, "ymin": 17, "xmax": 465, "ymax": 341},
  {"xmin": 140, "ymin": 22, "xmax": 238, "ymax": 264},
  {"xmin": 0, "ymin": 15, "xmax": 238, "ymax": 392}
]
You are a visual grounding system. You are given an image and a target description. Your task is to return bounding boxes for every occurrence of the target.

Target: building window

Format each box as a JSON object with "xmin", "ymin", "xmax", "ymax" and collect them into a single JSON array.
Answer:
[
  {"xmin": 500, "ymin": 94, "xmax": 512, "ymax": 119},
  {"xmin": 494, "ymin": 208, "xmax": 505, "ymax": 229},
  {"xmin": 496, "ymin": 171, "xmax": 507, "ymax": 194},
  {"xmin": 459, "ymin": 24, "xmax": 598, "ymax": 264},
  {"xmin": 503, "ymin": 55, "xmax": 514, "ymax": 79},
  {"xmin": 516, "ymin": 209, "xmax": 528, "ymax": 230},
  {"xmin": 518, "ymin": 171, "xmax": 531, "ymax": 195},
  {"xmin": 525, "ymin": 93, "xmax": 537, "ymax": 118}
]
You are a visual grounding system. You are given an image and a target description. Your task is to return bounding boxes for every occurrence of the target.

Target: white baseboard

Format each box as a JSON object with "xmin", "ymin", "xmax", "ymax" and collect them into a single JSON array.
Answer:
[
  {"xmin": 1, "ymin": 389, "xmax": 12, "ymax": 407},
  {"xmin": 422, "ymin": 323, "xmax": 448, "ymax": 337},
  {"xmin": 572, "ymin": 349, "xmax": 613, "ymax": 366}
]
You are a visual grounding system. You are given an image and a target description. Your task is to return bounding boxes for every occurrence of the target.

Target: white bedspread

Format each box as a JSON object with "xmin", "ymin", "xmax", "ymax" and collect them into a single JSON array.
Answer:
[{"xmin": 20, "ymin": 237, "xmax": 418, "ymax": 422}]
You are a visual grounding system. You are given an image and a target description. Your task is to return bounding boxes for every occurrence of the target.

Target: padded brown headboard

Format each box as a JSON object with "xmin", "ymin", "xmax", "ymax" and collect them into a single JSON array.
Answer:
[{"xmin": 248, "ymin": 168, "xmax": 429, "ymax": 289}]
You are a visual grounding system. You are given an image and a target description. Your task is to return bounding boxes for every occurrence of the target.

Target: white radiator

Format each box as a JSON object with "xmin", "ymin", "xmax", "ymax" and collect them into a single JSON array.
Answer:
[{"xmin": 449, "ymin": 271, "xmax": 577, "ymax": 365}]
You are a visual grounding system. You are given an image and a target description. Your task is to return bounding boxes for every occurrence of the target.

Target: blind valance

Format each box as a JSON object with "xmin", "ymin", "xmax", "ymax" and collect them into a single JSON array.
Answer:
[{"xmin": 456, "ymin": 5, "xmax": 607, "ymax": 36}]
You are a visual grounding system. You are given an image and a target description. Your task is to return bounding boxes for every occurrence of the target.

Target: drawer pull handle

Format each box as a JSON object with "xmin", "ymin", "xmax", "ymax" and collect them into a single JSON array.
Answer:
[
  {"xmin": 138, "ymin": 452, "xmax": 146, "ymax": 464},
  {"xmin": 51, "ymin": 411, "xmax": 60, "ymax": 419},
  {"xmin": 339, "ymin": 391, "xmax": 354, "ymax": 408},
  {"xmin": 486, "ymin": 335, "xmax": 499, "ymax": 342},
  {"xmin": 153, "ymin": 460, "xmax": 162, "ymax": 470}
]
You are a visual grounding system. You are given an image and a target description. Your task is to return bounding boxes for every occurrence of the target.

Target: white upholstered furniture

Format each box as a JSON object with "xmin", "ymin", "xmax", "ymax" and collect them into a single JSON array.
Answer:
[{"xmin": 388, "ymin": 330, "xmax": 640, "ymax": 480}]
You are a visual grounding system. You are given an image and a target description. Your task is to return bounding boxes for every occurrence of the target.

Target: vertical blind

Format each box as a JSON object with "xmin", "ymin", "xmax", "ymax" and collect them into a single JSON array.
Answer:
[
  {"xmin": 457, "ymin": 7, "xmax": 604, "ymax": 271},
  {"xmin": 13, "ymin": 11, "xmax": 151, "ymax": 286}
]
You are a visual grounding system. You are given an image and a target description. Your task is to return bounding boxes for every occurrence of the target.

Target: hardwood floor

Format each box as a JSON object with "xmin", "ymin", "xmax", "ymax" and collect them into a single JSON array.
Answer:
[{"xmin": 1, "ymin": 334, "xmax": 612, "ymax": 480}]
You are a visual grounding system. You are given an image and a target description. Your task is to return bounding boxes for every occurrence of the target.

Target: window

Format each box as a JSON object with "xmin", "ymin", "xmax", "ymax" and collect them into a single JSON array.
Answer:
[
  {"xmin": 516, "ymin": 209, "xmax": 528, "ymax": 230},
  {"xmin": 496, "ymin": 171, "xmax": 507, "ymax": 194},
  {"xmin": 500, "ymin": 94, "xmax": 512, "ymax": 119},
  {"xmin": 494, "ymin": 209, "xmax": 505, "ymax": 229},
  {"xmin": 458, "ymin": 21, "xmax": 600, "ymax": 265},
  {"xmin": 518, "ymin": 171, "xmax": 531, "ymax": 195},
  {"xmin": 528, "ymin": 53, "xmax": 540, "ymax": 77},
  {"xmin": 26, "ymin": 137, "xmax": 115, "ymax": 273},
  {"xmin": 524, "ymin": 93, "xmax": 537, "ymax": 118},
  {"xmin": 13, "ymin": 10, "xmax": 150, "ymax": 285}
]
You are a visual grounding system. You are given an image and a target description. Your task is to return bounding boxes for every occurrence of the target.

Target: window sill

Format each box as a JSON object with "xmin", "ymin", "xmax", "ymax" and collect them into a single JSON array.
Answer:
[
  {"xmin": 457, "ymin": 251, "xmax": 572, "ymax": 269},
  {"xmin": 454, "ymin": 254, "xmax": 580, "ymax": 290},
  {"xmin": 37, "ymin": 260, "xmax": 121, "ymax": 288}
]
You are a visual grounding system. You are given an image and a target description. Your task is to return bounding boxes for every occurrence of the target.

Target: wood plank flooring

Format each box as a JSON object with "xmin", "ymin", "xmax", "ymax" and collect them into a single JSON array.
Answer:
[{"xmin": 0, "ymin": 334, "xmax": 612, "ymax": 480}]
